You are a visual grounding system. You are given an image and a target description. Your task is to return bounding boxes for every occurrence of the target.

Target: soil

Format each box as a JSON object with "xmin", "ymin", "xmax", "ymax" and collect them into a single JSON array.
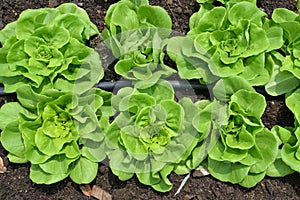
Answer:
[{"xmin": 1, "ymin": 0, "xmax": 300, "ymax": 199}]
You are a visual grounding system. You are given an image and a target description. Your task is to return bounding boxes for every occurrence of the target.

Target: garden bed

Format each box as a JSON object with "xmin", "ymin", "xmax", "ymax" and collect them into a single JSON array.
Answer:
[{"xmin": 1, "ymin": 0, "xmax": 300, "ymax": 199}]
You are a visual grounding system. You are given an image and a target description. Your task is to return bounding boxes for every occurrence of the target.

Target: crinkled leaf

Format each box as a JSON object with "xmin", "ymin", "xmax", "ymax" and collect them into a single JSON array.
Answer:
[{"xmin": 230, "ymin": 89, "xmax": 266, "ymax": 119}]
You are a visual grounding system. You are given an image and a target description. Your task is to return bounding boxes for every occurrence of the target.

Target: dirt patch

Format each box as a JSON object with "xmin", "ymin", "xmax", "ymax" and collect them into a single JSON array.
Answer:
[{"xmin": 1, "ymin": 0, "xmax": 300, "ymax": 199}]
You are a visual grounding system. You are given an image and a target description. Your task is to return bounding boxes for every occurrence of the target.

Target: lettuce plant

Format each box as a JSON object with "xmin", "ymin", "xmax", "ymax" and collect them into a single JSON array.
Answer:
[
  {"xmin": 266, "ymin": 88, "xmax": 300, "ymax": 176},
  {"xmin": 196, "ymin": 0, "xmax": 256, "ymax": 5},
  {"xmin": 208, "ymin": 77, "xmax": 278, "ymax": 187},
  {"xmin": 167, "ymin": 1, "xmax": 283, "ymax": 85},
  {"xmin": 105, "ymin": 80, "xmax": 213, "ymax": 192},
  {"xmin": 102, "ymin": 0, "xmax": 175, "ymax": 89},
  {"xmin": 265, "ymin": 8, "xmax": 300, "ymax": 96},
  {"xmin": 268, "ymin": 88, "xmax": 300, "ymax": 175},
  {"xmin": 0, "ymin": 85, "xmax": 112, "ymax": 184},
  {"xmin": 0, "ymin": 3, "xmax": 103, "ymax": 94},
  {"xmin": 266, "ymin": 126, "xmax": 295, "ymax": 177}
]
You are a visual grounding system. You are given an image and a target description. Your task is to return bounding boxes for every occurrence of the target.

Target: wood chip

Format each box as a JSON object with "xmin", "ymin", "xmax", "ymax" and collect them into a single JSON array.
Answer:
[
  {"xmin": 0, "ymin": 156, "xmax": 7, "ymax": 173},
  {"xmin": 192, "ymin": 166, "xmax": 210, "ymax": 178},
  {"xmin": 79, "ymin": 184, "xmax": 92, "ymax": 197},
  {"xmin": 91, "ymin": 185, "xmax": 112, "ymax": 200}
]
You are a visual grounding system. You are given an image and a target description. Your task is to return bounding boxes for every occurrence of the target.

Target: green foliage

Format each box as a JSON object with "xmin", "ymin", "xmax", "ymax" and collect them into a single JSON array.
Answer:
[
  {"xmin": 266, "ymin": 126, "xmax": 295, "ymax": 177},
  {"xmin": 0, "ymin": 3, "xmax": 103, "ymax": 94},
  {"xmin": 102, "ymin": 0, "xmax": 175, "ymax": 89},
  {"xmin": 197, "ymin": 0, "xmax": 256, "ymax": 4},
  {"xmin": 167, "ymin": 1, "xmax": 283, "ymax": 86},
  {"xmin": 105, "ymin": 80, "xmax": 214, "ymax": 192},
  {"xmin": 2, "ymin": 0, "xmax": 300, "ymax": 193},
  {"xmin": 265, "ymin": 88, "xmax": 300, "ymax": 177},
  {"xmin": 208, "ymin": 78, "xmax": 278, "ymax": 187},
  {"xmin": 265, "ymin": 8, "xmax": 300, "ymax": 96},
  {"xmin": 0, "ymin": 85, "xmax": 112, "ymax": 184}
]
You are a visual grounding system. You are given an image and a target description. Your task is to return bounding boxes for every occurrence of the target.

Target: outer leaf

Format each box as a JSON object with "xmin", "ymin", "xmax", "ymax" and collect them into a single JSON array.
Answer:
[
  {"xmin": 30, "ymin": 164, "xmax": 69, "ymax": 184},
  {"xmin": 267, "ymin": 158, "xmax": 294, "ymax": 177},
  {"xmin": 230, "ymin": 89, "xmax": 266, "ymax": 119},
  {"xmin": 56, "ymin": 3, "xmax": 99, "ymax": 40},
  {"xmin": 208, "ymin": 157, "xmax": 250, "ymax": 184},
  {"xmin": 266, "ymin": 63, "xmax": 300, "ymax": 96},
  {"xmin": 213, "ymin": 77, "xmax": 255, "ymax": 102},
  {"xmin": 281, "ymin": 144, "xmax": 300, "ymax": 172},
  {"xmin": 39, "ymin": 154, "xmax": 74, "ymax": 175},
  {"xmin": 70, "ymin": 157, "xmax": 98, "ymax": 184},
  {"xmin": 0, "ymin": 102, "xmax": 33, "ymax": 130},
  {"xmin": 0, "ymin": 121, "xmax": 26, "ymax": 160},
  {"xmin": 228, "ymin": 2, "xmax": 266, "ymax": 26},
  {"xmin": 0, "ymin": 22, "xmax": 16, "ymax": 44},
  {"xmin": 286, "ymin": 89, "xmax": 300, "ymax": 123},
  {"xmin": 249, "ymin": 128, "xmax": 278, "ymax": 173},
  {"xmin": 239, "ymin": 172, "xmax": 265, "ymax": 188},
  {"xmin": 272, "ymin": 8, "xmax": 298, "ymax": 23},
  {"xmin": 137, "ymin": 5, "xmax": 172, "ymax": 30}
]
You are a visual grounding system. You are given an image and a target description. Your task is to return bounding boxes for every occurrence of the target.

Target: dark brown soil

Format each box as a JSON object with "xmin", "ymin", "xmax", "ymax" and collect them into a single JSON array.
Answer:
[{"xmin": 1, "ymin": 0, "xmax": 300, "ymax": 199}]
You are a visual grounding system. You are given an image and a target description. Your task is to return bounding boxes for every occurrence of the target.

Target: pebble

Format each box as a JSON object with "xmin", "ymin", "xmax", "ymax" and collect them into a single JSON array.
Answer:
[
  {"xmin": 226, "ymin": 186, "xmax": 234, "ymax": 194},
  {"xmin": 196, "ymin": 195, "xmax": 203, "ymax": 200},
  {"xmin": 184, "ymin": 185, "xmax": 191, "ymax": 193},
  {"xmin": 184, "ymin": 194, "xmax": 195, "ymax": 200},
  {"xmin": 183, "ymin": 9, "xmax": 193, "ymax": 16},
  {"xmin": 175, "ymin": 7, "xmax": 182, "ymax": 13}
]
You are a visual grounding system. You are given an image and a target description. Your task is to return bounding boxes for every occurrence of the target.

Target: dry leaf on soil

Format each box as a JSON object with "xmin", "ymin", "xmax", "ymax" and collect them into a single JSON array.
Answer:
[
  {"xmin": 80, "ymin": 184, "xmax": 92, "ymax": 197},
  {"xmin": 0, "ymin": 156, "xmax": 7, "ymax": 173},
  {"xmin": 91, "ymin": 185, "xmax": 112, "ymax": 200}
]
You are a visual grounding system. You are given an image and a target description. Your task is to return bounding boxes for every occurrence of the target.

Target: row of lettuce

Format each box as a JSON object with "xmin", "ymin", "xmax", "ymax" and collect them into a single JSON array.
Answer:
[{"xmin": 0, "ymin": 0, "xmax": 299, "ymax": 193}]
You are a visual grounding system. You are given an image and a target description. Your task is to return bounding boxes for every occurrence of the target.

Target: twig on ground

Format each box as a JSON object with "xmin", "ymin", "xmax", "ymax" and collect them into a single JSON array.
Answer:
[{"xmin": 174, "ymin": 172, "xmax": 190, "ymax": 196}]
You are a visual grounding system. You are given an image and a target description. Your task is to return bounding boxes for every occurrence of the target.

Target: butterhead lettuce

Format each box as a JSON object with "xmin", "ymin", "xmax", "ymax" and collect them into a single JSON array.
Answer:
[
  {"xmin": 105, "ymin": 80, "xmax": 212, "ymax": 192},
  {"xmin": 0, "ymin": 3, "xmax": 103, "ymax": 94},
  {"xmin": 167, "ymin": 1, "xmax": 283, "ymax": 86},
  {"xmin": 0, "ymin": 85, "xmax": 112, "ymax": 184},
  {"xmin": 102, "ymin": 0, "xmax": 175, "ymax": 89},
  {"xmin": 208, "ymin": 77, "xmax": 278, "ymax": 187}
]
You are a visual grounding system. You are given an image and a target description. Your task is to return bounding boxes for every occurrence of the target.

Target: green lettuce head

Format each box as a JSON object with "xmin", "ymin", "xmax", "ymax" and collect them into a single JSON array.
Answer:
[
  {"xmin": 0, "ymin": 85, "xmax": 112, "ymax": 184},
  {"xmin": 102, "ymin": 0, "xmax": 175, "ymax": 89},
  {"xmin": 267, "ymin": 88, "xmax": 300, "ymax": 176},
  {"xmin": 0, "ymin": 3, "xmax": 103, "ymax": 94},
  {"xmin": 196, "ymin": 0, "xmax": 256, "ymax": 5},
  {"xmin": 167, "ymin": 1, "xmax": 283, "ymax": 85},
  {"xmin": 266, "ymin": 88, "xmax": 300, "ymax": 176},
  {"xmin": 266, "ymin": 8, "xmax": 300, "ymax": 96},
  {"xmin": 208, "ymin": 77, "xmax": 278, "ymax": 187},
  {"xmin": 105, "ymin": 80, "xmax": 211, "ymax": 192}
]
